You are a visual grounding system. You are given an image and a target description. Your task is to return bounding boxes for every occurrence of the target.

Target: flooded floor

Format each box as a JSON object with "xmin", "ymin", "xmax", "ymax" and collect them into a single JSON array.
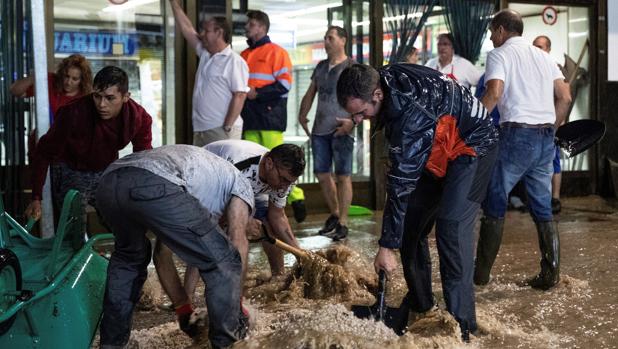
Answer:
[{"xmin": 98, "ymin": 195, "xmax": 618, "ymax": 349}]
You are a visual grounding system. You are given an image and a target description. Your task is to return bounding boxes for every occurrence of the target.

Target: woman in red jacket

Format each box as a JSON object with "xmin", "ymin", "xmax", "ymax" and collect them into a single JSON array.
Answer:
[{"xmin": 10, "ymin": 53, "xmax": 93, "ymax": 120}]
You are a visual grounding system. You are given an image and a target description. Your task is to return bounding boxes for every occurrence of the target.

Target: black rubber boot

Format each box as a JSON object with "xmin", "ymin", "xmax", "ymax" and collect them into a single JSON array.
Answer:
[
  {"xmin": 529, "ymin": 221, "xmax": 560, "ymax": 290},
  {"xmin": 473, "ymin": 216, "xmax": 505, "ymax": 285}
]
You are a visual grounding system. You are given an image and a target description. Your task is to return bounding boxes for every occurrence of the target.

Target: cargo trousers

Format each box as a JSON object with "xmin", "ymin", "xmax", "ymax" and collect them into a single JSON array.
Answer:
[{"xmin": 96, "ymin": 167, "xmax": 246, "ymax": 349}]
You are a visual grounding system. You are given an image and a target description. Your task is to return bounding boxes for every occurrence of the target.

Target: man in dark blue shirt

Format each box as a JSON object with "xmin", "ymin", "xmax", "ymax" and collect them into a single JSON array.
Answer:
[{"xmin": 337, "ymin": 63, "xmax": 498, "ymax": 341}]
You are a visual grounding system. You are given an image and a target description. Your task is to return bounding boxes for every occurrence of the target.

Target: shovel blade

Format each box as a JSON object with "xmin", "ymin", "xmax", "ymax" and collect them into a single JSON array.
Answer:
[{"xmin": 351, "ymin": 303, "xmax": 409, "ymax": 335}]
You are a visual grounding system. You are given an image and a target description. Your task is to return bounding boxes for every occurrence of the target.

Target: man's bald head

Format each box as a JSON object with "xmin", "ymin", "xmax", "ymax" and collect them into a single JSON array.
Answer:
[
  {"xmin": 533, "ymin": 35, "xmax": 551, "ymax": 53},
  {"xmin": 490, "ymin": 9, "xmax": 523, "ymax": 35}
]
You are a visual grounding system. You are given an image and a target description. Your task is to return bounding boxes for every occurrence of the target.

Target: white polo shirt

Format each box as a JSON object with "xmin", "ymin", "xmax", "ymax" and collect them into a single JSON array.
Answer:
[
  {"xmin": 192, "ymin": 44, "xmax": 250, "ymax": 132},
  {"xmin": 485, "ymin": 36, "xmax": 564, "ymax": 125},
  {"xmin": 425, "ymin": 54, "xmax": 482, "ymax": 88}
]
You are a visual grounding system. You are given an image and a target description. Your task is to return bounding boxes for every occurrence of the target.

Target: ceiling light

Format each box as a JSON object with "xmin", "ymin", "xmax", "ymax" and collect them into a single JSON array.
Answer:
[{"xmin": 101, "ymin": 0, "xmax": 157, "ymax": 13}]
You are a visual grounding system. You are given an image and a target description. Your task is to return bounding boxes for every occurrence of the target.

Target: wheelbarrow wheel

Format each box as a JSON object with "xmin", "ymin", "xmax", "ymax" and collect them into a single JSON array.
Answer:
[{"xmin": 0, "ymin": 248, "xmax": 22, "ymax": 336}]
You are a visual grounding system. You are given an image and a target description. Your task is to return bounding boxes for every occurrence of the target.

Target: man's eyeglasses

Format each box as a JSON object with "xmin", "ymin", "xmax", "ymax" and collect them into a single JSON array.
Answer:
[{"xmin": 274, "ymin": 165, "xmax": 296, "ymax": 186}]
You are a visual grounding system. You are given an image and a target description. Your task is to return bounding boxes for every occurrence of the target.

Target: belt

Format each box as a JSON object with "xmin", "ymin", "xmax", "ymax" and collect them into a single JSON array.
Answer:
[{"xmin": 500, "ymin": 122, "xmax": 554, "ymax": 129}]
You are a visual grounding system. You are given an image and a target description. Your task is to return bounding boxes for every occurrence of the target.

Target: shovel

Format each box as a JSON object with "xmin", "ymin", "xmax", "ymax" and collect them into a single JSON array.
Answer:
[
  {"xmin": 351, "ymin": 270, "xmax": 409, "ymax": 335},
  {"xmin": 555, "ymin": 119, "xmax": 605, "ymax": 158},
  {"xmin": 250, "ymin": 225, "xmax": 309, "ymax": 259}
]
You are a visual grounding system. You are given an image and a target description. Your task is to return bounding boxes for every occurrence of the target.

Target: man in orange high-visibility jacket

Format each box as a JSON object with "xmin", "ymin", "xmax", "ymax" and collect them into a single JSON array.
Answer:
[{"xmin": 241, "ymin": 10, "xmax": 306, "ymax": 222}]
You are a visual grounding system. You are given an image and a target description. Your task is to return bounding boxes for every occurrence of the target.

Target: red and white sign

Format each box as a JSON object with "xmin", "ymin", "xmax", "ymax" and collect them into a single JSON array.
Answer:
[{"xmin": 542, "ymin": 6, "xmax": 558, "ymax": 25}]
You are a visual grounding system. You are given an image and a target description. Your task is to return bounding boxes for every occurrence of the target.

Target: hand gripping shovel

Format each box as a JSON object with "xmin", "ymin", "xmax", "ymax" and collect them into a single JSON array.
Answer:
[
  {"xmin": 250, "ymin": 225, "xmax": 309, "ymax": 259},
  {"xmin": 351, "ymin": 270, "xmax": 409, "ymax": 335}
]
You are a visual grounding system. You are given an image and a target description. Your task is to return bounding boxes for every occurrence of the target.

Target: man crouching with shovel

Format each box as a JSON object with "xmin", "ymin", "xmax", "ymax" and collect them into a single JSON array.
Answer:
[
  {"xmin": 336, "ymin": 64, "xmax": 498, "ymax": 342},
  {"xmin": 96, "ymin": 145, "xmax": 255, "ymax": 349},
  {"xmin": 153, "ymin": 141, "xmax": 306, "ymax": 337}
]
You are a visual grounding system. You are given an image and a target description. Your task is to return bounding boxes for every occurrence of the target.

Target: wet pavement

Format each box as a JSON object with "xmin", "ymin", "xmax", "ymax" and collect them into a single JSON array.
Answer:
[{"xmin": 93, "ymin": 195, "xmax": 618, "ymax": 348}]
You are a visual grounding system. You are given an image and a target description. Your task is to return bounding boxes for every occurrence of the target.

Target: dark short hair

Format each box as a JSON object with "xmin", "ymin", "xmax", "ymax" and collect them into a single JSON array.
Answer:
[
  {"xmin": 93, "ymin": 66, "xmax": 129, "ymax": 94},
  {"xmin": 534, "ymin": 35, "xmax": 552, "ymax": 50},
  {"xmin": 208, "ymin": 16, "xmax": 232, "ymax": 44},
  {"xmin": 490, "ymin": 9, "xmax": 524, "ymax": 35},
  {"xmin": 336, "ymin": 64, "xmax": 380, "ymax": 108},
  {"xmin": 437, "ymin": 33, "xmax": 455, "ymax": 46},
  {"xmin": 327, "ymin": 25, "xmax": 348, "ymax": 42},
  {"xmin": 247, "ymin": 10, "xmax": 270, "ymax": 32},
  {"xmin": 269, "ymin": 144, "xmax": 305, "ymax": 178}
]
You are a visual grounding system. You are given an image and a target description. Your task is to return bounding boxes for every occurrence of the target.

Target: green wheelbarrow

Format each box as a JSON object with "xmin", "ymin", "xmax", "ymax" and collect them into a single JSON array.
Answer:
[{"xmin": 0, "ymin": 190, "xmax": 113, "ymax": 348}]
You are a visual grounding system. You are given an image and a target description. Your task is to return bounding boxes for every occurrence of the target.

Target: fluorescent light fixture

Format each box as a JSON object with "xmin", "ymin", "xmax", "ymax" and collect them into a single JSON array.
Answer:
[
  {"xmin": 353, "ymin": 12, "xmax": 423, "ymax": 27},
  {"xmin": 568, "ymin": 17, "xmax": 588, "ymax": 23},
  {"xmin": 271, "ymin": 2, "xmax": 342, "ymax": 19},
  {"xmin": 568, "ymin": 31, "xmax": 589, "ymax": 38},
  {"xmin": 102, "ymin": 0, "xmax": 157, "ymax": 13}
]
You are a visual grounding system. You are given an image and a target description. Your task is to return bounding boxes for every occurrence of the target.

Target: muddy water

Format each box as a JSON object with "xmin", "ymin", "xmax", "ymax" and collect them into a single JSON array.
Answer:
[{"xmin": 93, "ymin": 196, "xmax": 618, "ymax": 348}]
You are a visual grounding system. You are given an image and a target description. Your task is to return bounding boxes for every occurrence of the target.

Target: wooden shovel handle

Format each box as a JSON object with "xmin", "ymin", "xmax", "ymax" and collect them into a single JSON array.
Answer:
[
  {"xmin": 272, "ymin": 238, "xmax": 309, "ymax": 259},
  {"xmin": 259, "ymin": 224, "xmax": 309, "ymax": 259}
]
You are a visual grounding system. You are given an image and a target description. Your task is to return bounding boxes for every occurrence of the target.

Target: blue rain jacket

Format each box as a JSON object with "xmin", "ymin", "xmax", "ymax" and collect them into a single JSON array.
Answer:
[{"xmin": 378, "ymin": 64, "xmax": 499, "ymax": 249}]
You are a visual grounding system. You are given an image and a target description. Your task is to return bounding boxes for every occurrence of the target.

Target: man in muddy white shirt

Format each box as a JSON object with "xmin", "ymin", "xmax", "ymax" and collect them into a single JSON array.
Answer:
[
  {"xmin": 96, "ymin": 145, "xmax": 254, "ymax": 349},
  {"xmin": 152, "ymin": 140, "xmax": 306, "ymax": 338}
]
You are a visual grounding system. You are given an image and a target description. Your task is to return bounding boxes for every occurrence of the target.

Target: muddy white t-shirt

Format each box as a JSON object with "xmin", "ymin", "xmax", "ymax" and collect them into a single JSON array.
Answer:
[
  {"xmin": 205, "ymin": 140, "xmax": 291, "ymax": 208},
  {"xmin": 104, "ymin": 144, "xmax": 254, "ymax": 219}
]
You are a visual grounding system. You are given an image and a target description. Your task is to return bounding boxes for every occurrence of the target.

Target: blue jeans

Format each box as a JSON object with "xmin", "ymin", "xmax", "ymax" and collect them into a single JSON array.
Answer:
[
  {"xmin": 553, "ymin": 145, "xmax": 561, "ymax": 174},
  {"xmin": 311, "ymin": 133, "xmax": 354, "ymax": 175},
  {"xmin": 483, "ymin": 126, "xmax": 555, "ymax": 222}
]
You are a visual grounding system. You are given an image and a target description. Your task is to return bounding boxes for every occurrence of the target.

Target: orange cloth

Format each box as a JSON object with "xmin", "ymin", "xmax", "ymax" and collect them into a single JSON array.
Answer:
[{"xmin": 425, "ymin": 115, "xmax": 477, "ymax": 178}]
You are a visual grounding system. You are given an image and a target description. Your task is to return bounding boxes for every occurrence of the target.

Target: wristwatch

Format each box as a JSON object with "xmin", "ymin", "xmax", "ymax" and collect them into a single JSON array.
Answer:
[{"xmin": 223, "ymin": 125, "xmax": 232, "ymax": 132}]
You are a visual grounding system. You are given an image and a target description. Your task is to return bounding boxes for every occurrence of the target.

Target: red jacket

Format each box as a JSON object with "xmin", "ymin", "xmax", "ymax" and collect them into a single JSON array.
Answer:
[{"xmin": 31, "ymin": 95, "xmax": 152, "ymax": 199}]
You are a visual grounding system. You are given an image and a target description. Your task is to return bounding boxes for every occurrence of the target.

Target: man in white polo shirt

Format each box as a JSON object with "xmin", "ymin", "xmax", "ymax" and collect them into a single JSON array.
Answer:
[
  {"xmin": 425, "ymin": 33, "xmax": 481, "ymax": 89},
  {"xmin": 473, "ymin": 9, "xmax": 572, "ymax": 291},
  {"xmin": 170, "ymin": 0, "xmax": 249, "ymax": 145}
]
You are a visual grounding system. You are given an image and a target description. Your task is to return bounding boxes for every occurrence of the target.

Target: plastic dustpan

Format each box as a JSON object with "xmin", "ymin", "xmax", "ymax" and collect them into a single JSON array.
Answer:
[{"xmin": 348, "ymin": 205, "xmax": 373, "ymax": 216}]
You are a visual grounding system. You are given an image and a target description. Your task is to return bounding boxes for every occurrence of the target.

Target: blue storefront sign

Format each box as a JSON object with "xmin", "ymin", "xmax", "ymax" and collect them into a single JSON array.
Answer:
[{"xmin": 54, "ymin": 31, "xmax": 137, "ymax": 56}]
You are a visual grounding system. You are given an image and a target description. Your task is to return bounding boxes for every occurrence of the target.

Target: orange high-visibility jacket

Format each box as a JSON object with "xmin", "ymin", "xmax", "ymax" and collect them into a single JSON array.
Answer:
[{"xmin": 240, "ymin": 36, "xmax": 293, "ymax": 131}]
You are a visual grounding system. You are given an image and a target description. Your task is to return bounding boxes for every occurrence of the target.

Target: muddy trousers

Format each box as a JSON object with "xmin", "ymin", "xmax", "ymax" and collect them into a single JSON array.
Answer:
[
  {"xmin": 400, "ymin": 148, "xmax": 497, "ymax": 335},
  {"xmin": 95, "ymin": 167, "xmax": 245, "ymax": 349}
]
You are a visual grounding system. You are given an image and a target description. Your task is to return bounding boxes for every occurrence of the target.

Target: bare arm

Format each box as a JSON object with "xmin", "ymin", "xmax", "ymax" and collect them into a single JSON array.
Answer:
[
  {"xmin": 226, "ymin": 196, "xmax": 251, "ymax": 283},
  {"xmin": 223, "ymin": 92, "xmax": 247, "ymax": 128},
  {"xmin": 480, "ymin": 79, "xmax": 504, "ymax": 112},
  {"xmin": 553, "ymin": 78, "xmax": 572, "ymax": 128},
  {"xmin": 10, "ymin": 76, "xmax": 35, "ymax": 97},
  {"xmin": 169, "ymin": 0, "xmax": 200, "ymax": 52},
  {"xmin": 267, "ymin": 204, "xmax": 299, "ymax": 248},
  {"xmin": 298, "ymin": 81, "xmax": 317, "ymax": 137}
]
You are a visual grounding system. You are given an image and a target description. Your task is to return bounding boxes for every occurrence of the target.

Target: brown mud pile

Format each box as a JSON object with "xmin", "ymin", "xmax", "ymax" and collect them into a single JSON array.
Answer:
[{"xmin": 247, "ymin": 244, "xmax": 377, "ymax": 303}]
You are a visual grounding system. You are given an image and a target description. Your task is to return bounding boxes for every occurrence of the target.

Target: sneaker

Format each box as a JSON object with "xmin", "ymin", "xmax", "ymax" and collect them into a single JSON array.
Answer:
[
  {"xmin": 551, "ymin": 198, "xmax": 561, "ymax": 214},
  {"xmin": 318, "ymin": 214, "xmax": 339, "ymax": 235},
  {"xmin": 330, "ymin": 223, "xmax": 348, "ymax": 241},
  {"xmin": 291, "ymin": 200, "xmax": 307, "ymax": 223}
]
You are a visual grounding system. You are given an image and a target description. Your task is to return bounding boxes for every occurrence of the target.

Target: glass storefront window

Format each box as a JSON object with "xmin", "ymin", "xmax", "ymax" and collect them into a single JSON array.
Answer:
[
  {"xmin": 507, "ymin": 3, "xmax": 591, "ymax": 172},
  {"xmin": 417, "ymin": 3, "xmax": 591, "ymax": 173},
  {"xmin": 232, "ymin": 0, "xmax": 371, "ymax": 184},
  {"xmin": 53, "ymin": 0, "xmax": 175, "ymax": 154}
]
